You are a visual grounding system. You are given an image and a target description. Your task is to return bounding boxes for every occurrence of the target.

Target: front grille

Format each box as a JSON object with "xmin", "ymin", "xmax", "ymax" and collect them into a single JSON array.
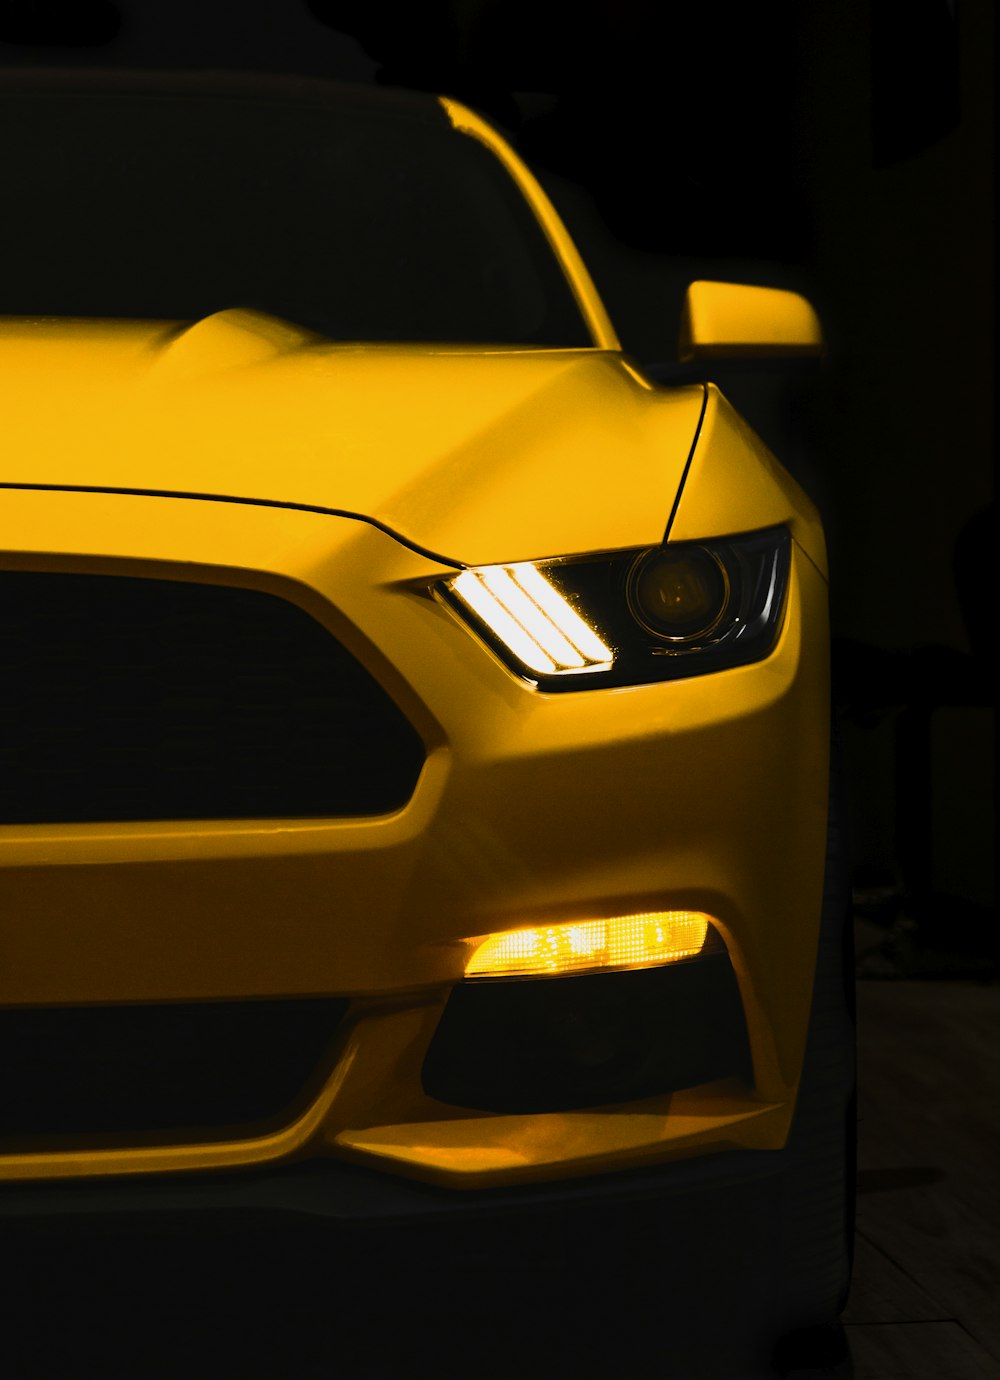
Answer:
[
  {"xmin": 0, "ymin": 996, "xmax": 350, "ymax": 1143},
  {"xmin": 0, "ymin": 572, "xmax": 425, "ymax": 822}
]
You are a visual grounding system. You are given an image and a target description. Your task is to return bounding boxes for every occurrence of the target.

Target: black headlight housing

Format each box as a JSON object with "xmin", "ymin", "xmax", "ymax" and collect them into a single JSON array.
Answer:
[{"xmin": 441, "ymin": 525, "xmax": 791, "ymax": 691}]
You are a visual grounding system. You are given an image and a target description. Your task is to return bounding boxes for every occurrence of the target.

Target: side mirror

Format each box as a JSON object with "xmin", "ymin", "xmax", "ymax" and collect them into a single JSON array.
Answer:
[{"xmin": 678, "ymin": 281, "xmax": 823, "ymax": 363}]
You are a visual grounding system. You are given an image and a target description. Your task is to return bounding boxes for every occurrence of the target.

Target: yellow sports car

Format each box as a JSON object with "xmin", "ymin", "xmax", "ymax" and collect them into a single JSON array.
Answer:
[{"xmin": 1, "ymin": 68, "xmax": 853, "ymax": 1367}]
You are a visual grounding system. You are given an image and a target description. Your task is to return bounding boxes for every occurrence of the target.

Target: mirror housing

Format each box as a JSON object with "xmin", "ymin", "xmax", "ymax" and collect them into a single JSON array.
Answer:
[{"xmin": 678, "ymin": 281, "xmax": 823, "ymax": 362}]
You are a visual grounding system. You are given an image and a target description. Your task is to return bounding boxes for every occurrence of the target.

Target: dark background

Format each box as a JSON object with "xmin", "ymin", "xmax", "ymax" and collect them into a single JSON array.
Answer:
[
  {"xmin": 1, "ymin": 0, "xmax": 994, "ymax": 931},
  {"xmin": 1, "ymin": 6, "xmax": 994, "ymax": 1376}
]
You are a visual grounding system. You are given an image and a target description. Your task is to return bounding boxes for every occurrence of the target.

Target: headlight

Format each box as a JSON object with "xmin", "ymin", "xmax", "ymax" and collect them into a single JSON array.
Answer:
[{"xmin": 440, "ymin": 526, "xmax": 790, "ymax": 690}]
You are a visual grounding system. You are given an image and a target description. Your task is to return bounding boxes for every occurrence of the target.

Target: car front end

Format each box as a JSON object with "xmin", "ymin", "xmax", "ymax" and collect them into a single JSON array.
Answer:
[
  {"xmin": 0, "ymin": 80, "xmax": 849, "ymax": 1368},
  {"xmin": 0, "ymin": 332, "xmax": 828, "ymax": 1199}
]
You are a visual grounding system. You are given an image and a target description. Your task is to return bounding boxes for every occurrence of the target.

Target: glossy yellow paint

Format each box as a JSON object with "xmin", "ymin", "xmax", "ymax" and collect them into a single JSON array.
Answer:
[
  {"xmin": 333, "ymin": 1081, "xmax": 787, "ymax": 1187},
  {"xmin": 670, "ymin": 383, "xmax": 827, "ymax": 578},
  {"xmin": 0, "ymin": 314, "xmax": 704, "ymax": 567},
  {"xmin": 0, "ymin": 98, "xmax": 832, "ymax": 1191},
  {"xmin": 0, "ymin": 486, "xmax": 828, "ymax": 1187},
  {"xmin": 679, "ymin": 281, "xmax": 824, "ymax": 361}
]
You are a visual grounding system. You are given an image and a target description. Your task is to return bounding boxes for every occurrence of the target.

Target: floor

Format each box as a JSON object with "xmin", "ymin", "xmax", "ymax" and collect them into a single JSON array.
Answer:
[
  {"xmin": 840, "ymin": 918, "xmax": 1000, "ymax": 1379},
  {"xmin": 4, "ymin": 918, "xmax": 998, "ymax": 1378}
]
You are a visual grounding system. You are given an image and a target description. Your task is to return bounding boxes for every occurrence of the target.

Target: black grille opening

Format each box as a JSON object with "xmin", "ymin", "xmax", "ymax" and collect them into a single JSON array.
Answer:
[
  {"xmin": 0, "ymin": 996, "xmax": 350, "ymax": 1143},
  {"xmin": 422, "ymin": 953, "xmax": 753, "ymax": 1114},
  {"xmin": 0, "ymin": 572, "xmax": 425, "ymax": 823}
]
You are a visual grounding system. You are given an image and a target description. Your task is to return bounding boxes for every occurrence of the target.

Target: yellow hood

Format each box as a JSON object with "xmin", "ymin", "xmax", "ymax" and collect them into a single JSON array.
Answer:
[{"xmin": 0, "ymin": 309, "xmax": 704, "ymax": 566}]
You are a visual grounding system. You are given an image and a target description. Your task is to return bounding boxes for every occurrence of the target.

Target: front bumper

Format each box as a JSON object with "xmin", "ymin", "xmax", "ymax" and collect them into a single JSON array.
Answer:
[
  {"xmin": 0, "ymin": 1137, "xmax": 786, "ymax": 1226},
  {"xmin": 0, "ymin": 488, "xmax": 830, "ymax": 1192}
]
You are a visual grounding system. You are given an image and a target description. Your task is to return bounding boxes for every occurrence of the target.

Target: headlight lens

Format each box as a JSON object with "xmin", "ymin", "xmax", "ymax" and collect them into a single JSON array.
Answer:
[
  {"xmin": 440, "ymin": 526, "xmax": 790, "ymax": 690},
  {"xmin": 626, "ymin": 545, "xmax": 731, "ymax": 642}
]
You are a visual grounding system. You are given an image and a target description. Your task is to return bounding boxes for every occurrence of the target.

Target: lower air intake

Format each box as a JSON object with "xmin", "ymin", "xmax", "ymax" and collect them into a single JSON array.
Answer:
[
  {"xmin": 0, "ymin": 996, "xmax": 350, "ymax": 1143},
  {"xmin": 422, "ymin": 953, "xmax": 753, "ymax": 1113}
]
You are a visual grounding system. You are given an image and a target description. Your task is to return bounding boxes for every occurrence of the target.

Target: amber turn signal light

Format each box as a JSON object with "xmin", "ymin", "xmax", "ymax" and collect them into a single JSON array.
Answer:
[{"xmin": 465, "ymin": 910, "xmax": 716, "ymax": 980}]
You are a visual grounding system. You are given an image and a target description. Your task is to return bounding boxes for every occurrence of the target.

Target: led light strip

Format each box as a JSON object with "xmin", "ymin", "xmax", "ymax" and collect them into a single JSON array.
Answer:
[
  {"xmin": 509, "ymin": 563, "xmax": 613, "ymax": 665},
  {"xmin": 451, "ymin": 564, "xmax": 613, "ymax": 676}
]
